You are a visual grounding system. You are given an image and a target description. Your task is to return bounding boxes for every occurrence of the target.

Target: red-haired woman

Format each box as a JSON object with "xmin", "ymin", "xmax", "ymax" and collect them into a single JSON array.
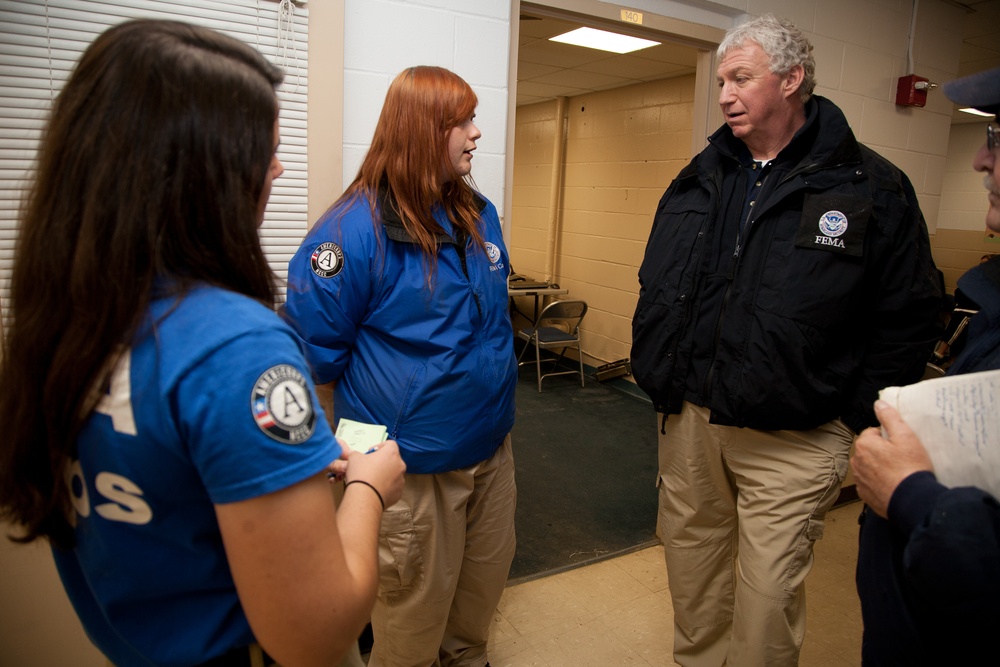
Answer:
[{"xmin": 284, "ymin": 66, "xmax": 517, "ymax": 667}]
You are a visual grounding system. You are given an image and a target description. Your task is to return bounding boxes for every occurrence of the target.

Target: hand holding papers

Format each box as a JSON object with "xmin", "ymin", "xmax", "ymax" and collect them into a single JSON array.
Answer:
[
  {"xmin": 335, "ymin": 418, "xmax": 388, "ymax": 454},
  {"xmin": 878, "ymin": 369, "xmax": 1000, "ymax": 499}
]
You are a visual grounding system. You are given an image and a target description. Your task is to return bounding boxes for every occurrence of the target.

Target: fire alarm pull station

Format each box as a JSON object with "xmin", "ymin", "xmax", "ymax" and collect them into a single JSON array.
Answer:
[{"xmin": 896, "ymin": 74, "xmax": 931, "ymax": 107}]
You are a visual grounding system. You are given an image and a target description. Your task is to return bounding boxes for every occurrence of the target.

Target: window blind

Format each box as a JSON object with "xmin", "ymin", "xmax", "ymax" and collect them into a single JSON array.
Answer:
[{"xmin": 0, "ymin": 0, "xmax": 309, "ymax": 325}]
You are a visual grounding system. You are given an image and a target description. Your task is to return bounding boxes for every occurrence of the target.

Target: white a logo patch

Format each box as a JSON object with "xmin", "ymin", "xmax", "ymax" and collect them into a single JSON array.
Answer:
[
  {"xmin": 311, "ymin": 242, "xmax": 344, "ymax": 278},
  {"xmin": 251, "ymin": 365, "xmax": 316, "ymax": 444}
]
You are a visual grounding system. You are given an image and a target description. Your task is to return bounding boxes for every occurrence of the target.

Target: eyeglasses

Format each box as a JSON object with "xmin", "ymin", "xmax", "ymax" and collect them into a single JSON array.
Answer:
[{"xmin": 989, "ymin": 124, "xmax": 999, "ymax": 151}]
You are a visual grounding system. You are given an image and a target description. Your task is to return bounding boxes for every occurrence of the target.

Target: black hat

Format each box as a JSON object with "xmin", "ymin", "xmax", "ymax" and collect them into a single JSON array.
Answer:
[{"xmin": 943, "ymin": 66, "xmax": 1000, "ymax": 116}]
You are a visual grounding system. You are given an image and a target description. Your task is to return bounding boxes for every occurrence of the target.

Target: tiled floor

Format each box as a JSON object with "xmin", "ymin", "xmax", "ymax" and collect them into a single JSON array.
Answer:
[{"xmin": 486, "ymin": 500, "xmax": 864, "ymax": 667}]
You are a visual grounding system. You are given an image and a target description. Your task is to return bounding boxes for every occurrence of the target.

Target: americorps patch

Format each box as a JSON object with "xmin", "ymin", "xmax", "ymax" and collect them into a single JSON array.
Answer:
[
  {"xmin": 310, "ymin": 242, "xmax": 344, "ymax": 278},
  {"xmin": 251, "ymin": 364, "xmax": 316, "ymax": 444}
]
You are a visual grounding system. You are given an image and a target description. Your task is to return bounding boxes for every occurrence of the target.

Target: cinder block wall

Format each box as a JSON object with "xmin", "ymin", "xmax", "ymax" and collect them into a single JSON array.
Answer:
[
  {"xmin": 936, "ymin": 122, "xmax": 1000, "ymax": 291},
  {"xmin": 341, "ymin": 0, "xmax": 512, "ymax": 217},
  {"xmin": 510, "ymin": 75, "xmax": 696, "ymax": 369}
]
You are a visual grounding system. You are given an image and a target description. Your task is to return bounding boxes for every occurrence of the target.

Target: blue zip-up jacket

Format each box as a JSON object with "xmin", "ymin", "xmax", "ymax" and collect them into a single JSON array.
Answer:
[
  {"xmin": 283, "ymin": 188, "xmax": 516, "ymax": 474},
  {"xmin": 631, "ymin": 96, "xmax": 942, "ymax": 434}
]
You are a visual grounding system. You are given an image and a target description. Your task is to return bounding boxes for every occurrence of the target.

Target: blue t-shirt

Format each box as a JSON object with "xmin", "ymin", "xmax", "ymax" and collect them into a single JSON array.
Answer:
[{"xmin": 52, "ymin": 286, "xmax": 340, "ymax": 666}]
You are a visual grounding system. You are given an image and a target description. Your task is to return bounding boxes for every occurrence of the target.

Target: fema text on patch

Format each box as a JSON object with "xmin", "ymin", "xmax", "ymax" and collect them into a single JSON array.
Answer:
[{"xmin": 814, "ymin": 235, "xmax": 846, "ymax": 248}]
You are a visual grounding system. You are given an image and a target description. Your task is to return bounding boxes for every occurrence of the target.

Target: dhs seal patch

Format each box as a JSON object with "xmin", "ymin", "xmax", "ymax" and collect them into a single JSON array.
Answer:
[
  {"xmin": 484, "ymin": 241, "xmax": 506, "ymax": 273},
  {"xmin": 818, "ymin": 210, "xmax": 848, "ymax": 238},
  {"xmin": 485, "ymin": 242, "xmax": 502, "ymax": 265},
  {"xmin": 251, "ymin": 364, "xmax": 316, "ymax": 444},
  {"xmin": 310, "ymin": 242, "xmax": 344, "ymax": 278}
]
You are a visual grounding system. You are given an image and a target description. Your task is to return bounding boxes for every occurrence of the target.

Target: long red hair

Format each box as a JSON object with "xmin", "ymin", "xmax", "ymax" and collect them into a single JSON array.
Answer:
[{"xmin": 339, "ymin": 66, "xmax": 486, "ymax": 272}]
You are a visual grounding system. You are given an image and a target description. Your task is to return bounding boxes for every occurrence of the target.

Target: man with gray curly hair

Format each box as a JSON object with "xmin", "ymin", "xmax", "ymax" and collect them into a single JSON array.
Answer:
[
  {"xmin": 718, "ymin": 13, "xmax": 816, "ymax": 103},
  {"xmin": 631, "ymin": 13, "xmax": 941, "ymax": 666}
]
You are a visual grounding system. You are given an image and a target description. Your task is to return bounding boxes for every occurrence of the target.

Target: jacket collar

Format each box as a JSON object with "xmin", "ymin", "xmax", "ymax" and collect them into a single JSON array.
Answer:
[
  {"xmin": 377, "ymin": 181, "xmax": 487, "ymax": 246},
  {"xmin": 958, "ymin": 255, "xmax": 1000, "ymax": 320},
  {"xmin": 704, "ymin": 96, "xmax": 863, "ymax": 176}
]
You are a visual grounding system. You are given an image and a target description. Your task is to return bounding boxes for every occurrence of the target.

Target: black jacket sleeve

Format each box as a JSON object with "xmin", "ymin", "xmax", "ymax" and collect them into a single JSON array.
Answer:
[{"xmin": 841, "ymin": 164, "xmax": 943, "ymax": 433}]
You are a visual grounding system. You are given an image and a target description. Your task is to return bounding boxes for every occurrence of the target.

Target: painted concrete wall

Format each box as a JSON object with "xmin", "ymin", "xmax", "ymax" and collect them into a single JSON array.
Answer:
[
  {"xmin": 340, "ymin": 0, "xmax": 513, "ymax": 220},
  {"xmin": 0, "ymin": 532, "xmax": 106, "ymax": 665},
  {"xmin": 511, "ymin": 76, "xmax": 697, "ymax": 367},
  {"xmin": 937, "ymin": 122, "xmax": 1000, "ymax": 290}
]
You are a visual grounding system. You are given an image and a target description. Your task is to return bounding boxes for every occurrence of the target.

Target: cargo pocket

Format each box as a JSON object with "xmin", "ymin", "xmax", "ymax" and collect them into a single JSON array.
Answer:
[
  {"xmin": 786, "ymin": 430, "xmax": 851, "ymax": 590},
  {"xmin": 377, "ymin": 503, "xmax": 425, "ymax": 598}
]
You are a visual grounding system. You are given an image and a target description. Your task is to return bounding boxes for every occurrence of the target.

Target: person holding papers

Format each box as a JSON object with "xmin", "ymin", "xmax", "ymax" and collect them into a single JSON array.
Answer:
[
  {"xmin": 283, "ymin": 66, "xmax": 517, "ymax": 667},
  {"xmin": 0, "ymin": 20, "xmax": 405, "ymax": 667},
  {"xmin": 852, "ymin": 66, "xmax": 1000, "ymax": 666}
]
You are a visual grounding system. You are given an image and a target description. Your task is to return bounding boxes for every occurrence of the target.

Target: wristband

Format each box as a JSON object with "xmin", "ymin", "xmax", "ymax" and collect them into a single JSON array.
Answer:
[{"xmin": 345, "ymin": 479, "xmax": 385, "ymax": 510}]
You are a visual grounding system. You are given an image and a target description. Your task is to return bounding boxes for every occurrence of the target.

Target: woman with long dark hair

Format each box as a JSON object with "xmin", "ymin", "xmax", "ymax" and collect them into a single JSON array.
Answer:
[
  {"xmin": 284, "ymin": 66, "xmax": 517, "ymax": 667},
  {"xmin": 0, "ymin": 19, "xmax": 405, "ymax": 667}
]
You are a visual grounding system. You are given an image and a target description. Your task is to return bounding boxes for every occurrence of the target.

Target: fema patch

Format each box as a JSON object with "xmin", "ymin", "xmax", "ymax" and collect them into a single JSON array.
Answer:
[
  {"xmin": 251, "ymin": 364, "xmax": 316, "ymax": 444},
  {"xmin": 795, "ymin": 194, "xmax": 870, "ymax": 258},
  {"xmin": 310, "ymin": 242, "xmax": 344, "ymax": 278},
  {"xmin": 485, "ymin": 242, "xmax": 502, "ymax": 265}
]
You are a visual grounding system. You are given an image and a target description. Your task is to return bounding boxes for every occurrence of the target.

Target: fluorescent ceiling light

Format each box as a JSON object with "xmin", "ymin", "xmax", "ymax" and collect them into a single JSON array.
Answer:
[
  {"xmin": 959, "ymin": 107, "xmax": 994, "ymax": 118},
  {"xmin": 549, "ymin": 27, "xmax": 660, "ymax": 54}
]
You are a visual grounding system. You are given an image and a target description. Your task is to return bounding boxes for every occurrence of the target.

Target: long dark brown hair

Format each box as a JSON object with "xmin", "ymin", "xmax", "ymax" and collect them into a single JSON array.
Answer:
[
  {"xmin": 0, "ymin": 19, "xmax": 283, "ymax": 548},
  {"xmin": 337, "ymin": 66, "xmax": 486, "ymax": 272}
]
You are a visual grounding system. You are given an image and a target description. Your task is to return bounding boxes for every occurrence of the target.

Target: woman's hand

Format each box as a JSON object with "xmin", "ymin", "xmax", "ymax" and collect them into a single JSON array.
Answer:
[
  {"xmin": 344, "ymin": 440, "xmax": 406, "ymax": 509},
  {"xmin": 326, "ymin": 440, "xmax": 350, "ymax": 482}
]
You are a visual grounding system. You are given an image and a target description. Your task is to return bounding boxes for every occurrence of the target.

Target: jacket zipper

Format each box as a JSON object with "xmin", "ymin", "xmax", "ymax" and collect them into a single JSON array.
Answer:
[
  {"xmin": 700, "ymin": 160, "xmax": 833, "ymax": 401},
  {"xmin": 454, "ymin": 234, "xmax": 483, "ymax": 320}
]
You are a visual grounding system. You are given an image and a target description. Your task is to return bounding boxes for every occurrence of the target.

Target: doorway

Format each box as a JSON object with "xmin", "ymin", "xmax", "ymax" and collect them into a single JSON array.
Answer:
[{"xmin": 507, "ymin": 3, "xmax": 721, "ymax": 369}]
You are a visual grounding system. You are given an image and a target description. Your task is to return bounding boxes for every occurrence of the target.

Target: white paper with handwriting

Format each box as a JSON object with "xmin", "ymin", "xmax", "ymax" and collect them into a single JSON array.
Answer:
[{"xmin": 879, "ymin": 368, "xmax": 1000, "ymax": 498}]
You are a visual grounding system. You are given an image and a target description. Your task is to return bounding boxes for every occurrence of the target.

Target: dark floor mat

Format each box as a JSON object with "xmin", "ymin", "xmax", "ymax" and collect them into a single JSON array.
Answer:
[{"xmin": 509, "ymin": 368, "xmax": 660, "ymax": 584}]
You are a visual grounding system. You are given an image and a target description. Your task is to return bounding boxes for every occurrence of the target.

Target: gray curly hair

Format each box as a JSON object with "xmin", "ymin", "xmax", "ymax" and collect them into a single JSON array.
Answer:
[{"xmin": 718, "ymin": 14, "xmax": 816, "ymax": 103}]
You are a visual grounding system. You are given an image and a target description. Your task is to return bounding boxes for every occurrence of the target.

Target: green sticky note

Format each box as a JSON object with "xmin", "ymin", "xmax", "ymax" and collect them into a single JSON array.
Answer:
[{"xmin": 335, "ymin": 418, "xmax": 388, "ymax": 453}]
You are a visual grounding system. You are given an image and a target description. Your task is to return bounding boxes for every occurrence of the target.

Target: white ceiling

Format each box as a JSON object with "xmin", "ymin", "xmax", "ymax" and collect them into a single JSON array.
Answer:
[
  {"xmin": 952, "ymin": 0, "xmax": 1000, "ymax": 123},
  {"xmin": 516, "ymin": 2, "xmax": 1000, "ymax": 124},
  {"xmin": 955, "ymin": 0, "xmax": 1000, "ymax": 75},
  {"xmin": 515, "ymin": 13, "xmax": 698, "ymax": 107}
]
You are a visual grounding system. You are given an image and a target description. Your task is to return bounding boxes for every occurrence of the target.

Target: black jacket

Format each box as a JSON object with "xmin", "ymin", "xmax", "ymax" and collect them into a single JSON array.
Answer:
[{"xmin": 631, "ymin": 96, "xmax": 942, "ymax": 434}]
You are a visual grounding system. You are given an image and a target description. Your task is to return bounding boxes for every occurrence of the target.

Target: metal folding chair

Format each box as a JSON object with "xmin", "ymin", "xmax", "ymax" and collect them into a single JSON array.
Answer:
[{"xmin": 516, "ymin": 299, "xmax": 588, "ymax": 392}]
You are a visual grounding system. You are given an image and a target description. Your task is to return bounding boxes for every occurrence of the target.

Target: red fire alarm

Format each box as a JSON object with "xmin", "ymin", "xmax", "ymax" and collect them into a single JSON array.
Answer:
[{"xmin": 896, "ymin": 74, "xmax": 930, "ymax": 107}]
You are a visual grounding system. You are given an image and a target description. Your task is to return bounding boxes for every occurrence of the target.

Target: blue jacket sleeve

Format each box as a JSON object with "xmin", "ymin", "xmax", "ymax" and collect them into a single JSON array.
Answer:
[
  {"xmin": 283, "ymin": 206, "xmax": 376, "ymax": 384},
  {"xmin": 888, "ymin": 470, "xmax": 1000, "ymax": 617}
]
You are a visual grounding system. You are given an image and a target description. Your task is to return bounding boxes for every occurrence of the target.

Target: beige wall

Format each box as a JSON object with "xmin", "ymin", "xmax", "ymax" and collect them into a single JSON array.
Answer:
[
  {"xmin": 0, "ymin": 534, "xmax": 106, "ymax": 665},
  {"xmin": 511, "ymin": 76, "xmax": 696, "ymax": 368},
  {"xmin": 934, "ymin": 228, "xmax": 1000, "ymax": 292},
  {"xmin": 936, "ymin": 122, "xmax": 1000, "ymax": 291},
  {"xmin": 306, "ymin": 0, "xmax": 344, "ymax": 224}
]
